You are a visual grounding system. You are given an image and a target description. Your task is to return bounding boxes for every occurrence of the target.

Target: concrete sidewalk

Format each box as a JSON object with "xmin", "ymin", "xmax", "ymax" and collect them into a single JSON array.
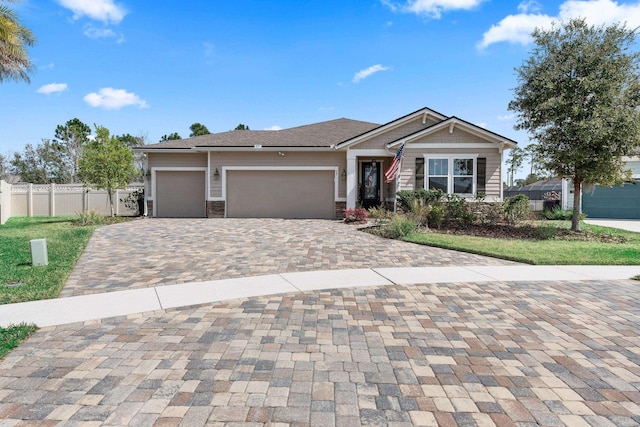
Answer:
[
  {"xmin": 1, "ymin": 264, "xmax": 639, "ymax": 328},
  {"xmin": 585, "ymin": 218, "xmax": 640, "ymax": 232}
]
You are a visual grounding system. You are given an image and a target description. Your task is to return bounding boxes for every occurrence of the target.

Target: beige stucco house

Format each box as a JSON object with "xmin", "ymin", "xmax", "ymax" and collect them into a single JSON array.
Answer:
[{"xmin": 138, "ymin": 107, "xmax": 517, "ymax": 218}]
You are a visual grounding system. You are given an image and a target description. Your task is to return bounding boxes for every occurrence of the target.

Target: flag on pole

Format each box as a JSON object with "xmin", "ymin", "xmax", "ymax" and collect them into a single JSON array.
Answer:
[{"xmin": 384, "ymin": 142, "xmax": 405, "ymax": 183}]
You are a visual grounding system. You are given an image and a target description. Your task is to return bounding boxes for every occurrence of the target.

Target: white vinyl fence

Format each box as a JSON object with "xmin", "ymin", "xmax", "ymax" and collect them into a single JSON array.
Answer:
[{"xmin": 0, "ymin": 180, "xmax": 144, "ymax": 225}]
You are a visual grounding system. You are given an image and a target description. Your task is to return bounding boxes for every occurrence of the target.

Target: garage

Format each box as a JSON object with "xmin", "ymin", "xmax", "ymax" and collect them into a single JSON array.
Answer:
[
  {"xmin": 226, "ymin": 169, "xmax": 336, "ymax": 219},
  {"xmin": 155, "ymin": 171, "xmax": 206, "ymax": 218},
  {"xmin": 582, "ymin": 181, "xmax": 640, "ymax": 219}
]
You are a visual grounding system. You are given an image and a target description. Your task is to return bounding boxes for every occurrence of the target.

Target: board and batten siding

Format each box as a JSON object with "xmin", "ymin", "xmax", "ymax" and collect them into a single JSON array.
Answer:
[
  {"xmin": 148, "ymin": 152, "xmax": 208, "ymax": 168},
  {"xmin": 209, "ymin": 151, "xmax": 346, "ymax": 199},
  {"xmin": 354, "ymin": 116, "xmax": 440, "ymax": 150}
]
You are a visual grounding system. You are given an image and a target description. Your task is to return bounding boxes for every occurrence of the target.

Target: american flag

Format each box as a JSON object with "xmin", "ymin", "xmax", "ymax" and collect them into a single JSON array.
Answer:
[{"xmin": 384, "ymin": 142, "xmax": 405, "ymax": 183}]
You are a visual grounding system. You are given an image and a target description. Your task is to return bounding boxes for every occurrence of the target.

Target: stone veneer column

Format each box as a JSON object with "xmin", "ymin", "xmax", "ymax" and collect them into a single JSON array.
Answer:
[
  {"xmin": 335, "ymin": 202, "xmax": 346, "ymax": 220},
  {"xmin": 146, "ymin": 200, "xmax": 153, "ymax": 217},
  {"xmin": 207, "ymin": 201, "xmax": 225, "ymax": 218}
]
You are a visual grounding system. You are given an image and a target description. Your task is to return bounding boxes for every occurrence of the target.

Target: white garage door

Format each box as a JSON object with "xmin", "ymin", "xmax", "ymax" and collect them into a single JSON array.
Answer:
[
  {"xmin": 156, "ymin": 171, "xmax": 206, "ymax": 218},
  {"xmin": 226, "ymin": 170, "xmax": 335, "ymax": 219}
]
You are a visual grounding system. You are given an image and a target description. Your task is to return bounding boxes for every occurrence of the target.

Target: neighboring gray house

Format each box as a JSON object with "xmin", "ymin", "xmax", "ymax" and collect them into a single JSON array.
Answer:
[{"xmin": 137, "ymin": 107, "xmax": 517, "ymax": 219}]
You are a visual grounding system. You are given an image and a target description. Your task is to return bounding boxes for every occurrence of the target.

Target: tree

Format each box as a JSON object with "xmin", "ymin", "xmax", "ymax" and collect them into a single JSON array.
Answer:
[
  {"xmin": 189, "ymin": 122, "xmax": 210, "ymax": 137},
  {"xmin": 10, "ymin": 139, "xmax": 66, "ymax": 183},
  {"xmin": 234, "ymin": 123, "xmax": 250, "ymax": 130},
  {"xmin": 116, "ymin": 133, "xmax": 147, "ymax": 182},
  {"xmin": 53, "ymin": 118, "xmax": 91, "ymax": 183},
  {"xmin": 505, "ymin": 145, "xmax": 525, "ymax": 187},
  {"xmin": 159, "ymin": 132, "xmax": 181, "ymax": 142},
  {"xmin": 508, "ymin": 19, "xmax": 640, "ymax": 230},
  {"xmin": 0, "ymin": 0, "xmax": 36, "ymax": 83},
  {"xmin": 78, "ymin": 125, "xmax": 136, "ymax": 217}
]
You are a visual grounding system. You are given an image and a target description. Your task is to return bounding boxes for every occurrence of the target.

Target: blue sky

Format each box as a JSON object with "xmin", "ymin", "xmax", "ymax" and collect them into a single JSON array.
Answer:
[{"xmin": 3, "ymin": 0, "xmax": 640, "ymax": 178}]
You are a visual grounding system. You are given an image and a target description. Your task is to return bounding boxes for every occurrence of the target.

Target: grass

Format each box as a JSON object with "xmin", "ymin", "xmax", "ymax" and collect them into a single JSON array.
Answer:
[
  {"xmin": 0, "ymin": 216, "xmax": 97, "ymax": 304},
  {"xmin": 0, "ymin": 323, "xmax": 38, "ymax": 359},
  {"xmin": 404, "ymin": 221, "xmax": 640, "ymax": 265}
]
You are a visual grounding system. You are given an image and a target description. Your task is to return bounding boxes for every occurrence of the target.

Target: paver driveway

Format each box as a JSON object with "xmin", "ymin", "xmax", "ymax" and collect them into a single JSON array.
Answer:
[
  {"xmin": 2, "ymin": 280, "xmax": 639, "ymax": 426},
  {"xmin": 62, "ymin": 218, "xmax": 515, "ymax": 297}
]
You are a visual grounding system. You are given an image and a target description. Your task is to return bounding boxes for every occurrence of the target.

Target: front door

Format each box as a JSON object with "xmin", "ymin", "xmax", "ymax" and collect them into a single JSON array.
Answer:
[{"xmin": 361, "ymin": 161, "xmax": 381, "ymax": 209}]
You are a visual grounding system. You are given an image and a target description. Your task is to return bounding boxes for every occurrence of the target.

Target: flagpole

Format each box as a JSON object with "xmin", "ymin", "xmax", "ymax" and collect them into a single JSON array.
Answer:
[{"xmin": 393, "ymin": 154, "xmax": 404, "ymax": 214}]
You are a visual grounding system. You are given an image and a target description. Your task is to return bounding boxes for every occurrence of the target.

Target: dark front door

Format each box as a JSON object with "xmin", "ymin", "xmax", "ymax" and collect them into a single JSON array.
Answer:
[{"xmin": 361, "ymin": 161, "xmax": 381, "ymax": 209}]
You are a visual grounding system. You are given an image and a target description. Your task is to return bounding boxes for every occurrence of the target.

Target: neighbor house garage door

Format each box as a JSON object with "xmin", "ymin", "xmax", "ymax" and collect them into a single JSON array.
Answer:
[
  {"xmin": 226, "ymin": 170, "xmax": 335, "ymax": 219},
  {"xmin": 582, "ymin": 181, "xmax": 640, "ymax": 219},
  {"xmin": 156, "ymin": 171, "xmax": 206, "ymax": 218}
]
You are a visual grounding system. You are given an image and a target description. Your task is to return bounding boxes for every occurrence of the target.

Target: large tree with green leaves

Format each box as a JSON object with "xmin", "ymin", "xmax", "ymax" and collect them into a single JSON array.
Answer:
[
  {"xmin": 505, "ymin": 145, "xmax": 524, "ymax": 187},
  {"xmin": 159, "ymin": 132, "xmax": 181, "ymax": 142},
  {"xmin": 189, "ymin": 122, "xmax": 210, "ymax": 137},
  {"xmin": 78, "ymin": 125, "xmax": 136, "ymax": 217},
  {"xmin": 53, "ymin": 118, "xmax": 91, "ymax": 183},
  {"xmin": 509, "ymin": 18, "xmax": 640, "ymax": 230},
  {"xmin": 116, "ymin": 133, "xmax": 147, "ymax": 182},
  {"xmin": 10, "ymin": 139, "xmax": 66, "ymax": 183},
  {"xmin": 234, "ymin": 123, "xmax": 250, "ymax": 130},
  {"xmin": 0, "ymin": 0, "xmax": 35, "ymax": 83}
]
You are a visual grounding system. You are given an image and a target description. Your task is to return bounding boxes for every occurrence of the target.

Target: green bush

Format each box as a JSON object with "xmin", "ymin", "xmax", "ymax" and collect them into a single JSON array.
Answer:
[
  {"xmin": 396, "ymin": 189, "xmax": 444, "ymax": 212},
  {"xmin": 444, "ymin": 194, "xmax": 476, "ymax": 228},
  {"xmin": 367, "ymin": 205, "xmax": 393, "ymax": 223},
  {"xmin": 503, "ymin": 194, "xmax": 531, "ymax": 223},
  {"xmin": 379, "ymin": 215, "xmax": 416, "ymax": 239},
  {"xmin": 542, "ymin": 206, "xmax": 585, "ymax": 221},
  {"xmin": 406, "ymin": 198, "xmax": 431, "ymax": 227},
  {"xmin": 428, "ymin": 205, "xmax": 446, "ymax": 229}
]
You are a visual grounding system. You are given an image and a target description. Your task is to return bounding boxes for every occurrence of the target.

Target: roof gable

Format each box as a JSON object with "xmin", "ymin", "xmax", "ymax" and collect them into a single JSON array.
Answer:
[
  {"xmin": 334, "ymin": 107, "xmax": 448, "ymax": 150},
  {"xmin": 386, "ymin": 116, "xmax": 518, "ymax": 149}
]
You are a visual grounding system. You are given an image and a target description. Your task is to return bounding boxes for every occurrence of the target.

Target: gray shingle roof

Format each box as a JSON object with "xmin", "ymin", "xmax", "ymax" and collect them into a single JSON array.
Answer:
[{"xmin": 142, "ymin": 118, "xmax": 380, "ymax": 150}]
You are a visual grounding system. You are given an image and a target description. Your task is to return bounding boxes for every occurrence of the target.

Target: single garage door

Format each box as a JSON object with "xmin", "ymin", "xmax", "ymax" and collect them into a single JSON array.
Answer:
[
  {"xmin": 226, "ymin": 170, "xmax": 335, "ymax": 219},
  {"xmin": 156, "ymin": 171, "xmax": 206, "ymax": 218},
  {"xmin": 582, "ymin": 181, "xmax": 640, "ymax": 219}
]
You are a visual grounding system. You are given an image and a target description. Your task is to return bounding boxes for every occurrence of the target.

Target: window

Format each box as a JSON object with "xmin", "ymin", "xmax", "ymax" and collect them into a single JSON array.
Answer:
[
  {"xmin": 426, "ymin": 156, "xmax": 477, "ymax": 195},
  {"xmin": 415, "ymin": 158, "xmax": 424, "ymax": 189}
]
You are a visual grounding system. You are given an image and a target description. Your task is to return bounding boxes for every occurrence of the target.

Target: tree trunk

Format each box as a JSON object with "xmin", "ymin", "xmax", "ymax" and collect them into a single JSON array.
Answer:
[
  {"xmin": 107, "ymin": 190, "xmax": 115, "ymax": 217},
  {"xmin": 571, "ymin": 178, "xmax": 582, "ymax": 231}
]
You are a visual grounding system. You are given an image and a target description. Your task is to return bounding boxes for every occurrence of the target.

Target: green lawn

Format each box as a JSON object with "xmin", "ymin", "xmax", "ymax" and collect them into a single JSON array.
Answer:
[
  {"xmin": 0, "ymin": 216, "xmax": 96, "ymax": 305},
  {"xmin": 404, "ymin": 222, "xmax": 640, "ymax": 265},
  {"xmin": 0, "ymin": 323, "xmax": 38, "ymax": 358}
]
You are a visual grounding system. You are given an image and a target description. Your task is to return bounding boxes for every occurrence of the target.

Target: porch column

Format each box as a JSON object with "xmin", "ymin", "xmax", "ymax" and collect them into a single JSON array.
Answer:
[{"xmin": 346, "ymin": 151, "xmax": 357, "ymax": 209}]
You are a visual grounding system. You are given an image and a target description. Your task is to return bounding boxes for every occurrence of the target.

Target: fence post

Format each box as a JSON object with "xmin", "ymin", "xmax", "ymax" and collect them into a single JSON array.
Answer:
[
  {"xmin": 27, "ymin": 183, "xmax": 33, "ymax": 217},
  {"xmin": 0, "ymin": 180, "xmax": 11, "ymax": 225},
  {"xmin": 115, "ymin": 189, "xmax": 119, "ymax": 216},
  {"xmin": 50, "ymin": 183, "xmax": 55, "ymax": 217}
]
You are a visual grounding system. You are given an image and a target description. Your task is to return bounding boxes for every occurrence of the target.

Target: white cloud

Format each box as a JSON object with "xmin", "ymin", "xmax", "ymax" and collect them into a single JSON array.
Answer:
[
  {"xmin": 36, "ymin": 83, "xmax": 68, "ymax": 95},
  {"xmin": 353, "ymin": 64, "xmax": 391, "ymax": 83},
  {"xmin": 58, "ymin": 0, "xmax": 127, "ymax": 24},
  {"xmin": 498, "ymin": 113, "xmax": 515, "ymax": 121},
  {"xmin": 479, "ymin": 0, "xmax": 640, "ymax": 49},
  {"xmin": 83, "ymin": 88, "xmax": 148, "ymax": 110},
  {"xmin": 518, "ymin": 0, "xmax": 542, "ymax": 13},
  {"xmin": 265, "ymin": 125, "xmax": 282, "ymax": 130},
  {"xmin": 83, "ymin": 24, "xmax": 124, "ymax": 42},
  {"xmin": 382, "ymin": 0, "xmax": 485, "ymax": 19}
]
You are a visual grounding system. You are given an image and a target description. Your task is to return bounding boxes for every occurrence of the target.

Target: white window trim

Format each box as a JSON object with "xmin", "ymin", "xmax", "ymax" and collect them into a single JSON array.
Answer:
[{"xmin": 423, "ymin": 154, "xmax": 478, "ymax": 196}]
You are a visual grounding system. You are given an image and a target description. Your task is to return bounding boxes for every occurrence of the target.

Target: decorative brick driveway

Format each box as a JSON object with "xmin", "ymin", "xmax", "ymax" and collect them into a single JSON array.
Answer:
[
  {"xmin": 62, "ymin": 218, "xmax": 515, "ymax": 297},
  {"xmin": 2, "ymin": 280, "xmax": 639, "ymax": 426}
]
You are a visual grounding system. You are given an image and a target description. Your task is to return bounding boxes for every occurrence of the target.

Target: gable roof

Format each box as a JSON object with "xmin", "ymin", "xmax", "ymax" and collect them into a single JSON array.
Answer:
[
  {"xmin": 385, "ymin": 116, "xmax": 518, "ymax": 149},
  {"xmin": 333, "ymin": 106, "xmax": 448, "ymax": 150},
  {"xmin": 141, "ymin": 118, "xmax": 379, "ymax": 150}
]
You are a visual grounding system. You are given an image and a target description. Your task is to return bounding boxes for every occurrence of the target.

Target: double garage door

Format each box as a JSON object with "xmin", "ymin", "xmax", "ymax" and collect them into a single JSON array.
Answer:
[
  {"xmin": 226, "ymin": 170, "xmax": 335, "ymax": 219},
  {"xmin": 582, "ymin": 181, "xmax": 640, "ymax": 219},
  {"xmin": 155, "ymin": 169, "xmax": 336, "ymax": 219}
]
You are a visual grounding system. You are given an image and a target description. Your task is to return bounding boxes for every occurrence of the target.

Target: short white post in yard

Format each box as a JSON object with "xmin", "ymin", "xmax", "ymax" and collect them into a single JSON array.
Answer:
[
  {"xmin": 50, "ymin": 183, "xmax": 55, "ymax": 217},
  {"xmin": 27, "ymin": 183, "xmax": 33, "ymax": 217},
  {"xmin": 30, "ymin": 239, "xmax": 48, "ymax": 266}
]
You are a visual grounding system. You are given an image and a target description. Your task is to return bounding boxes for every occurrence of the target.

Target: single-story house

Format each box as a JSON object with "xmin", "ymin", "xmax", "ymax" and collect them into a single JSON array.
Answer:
[{"xmin": 137, "ymin": 107, "xmax": 518, "ymax": 219}]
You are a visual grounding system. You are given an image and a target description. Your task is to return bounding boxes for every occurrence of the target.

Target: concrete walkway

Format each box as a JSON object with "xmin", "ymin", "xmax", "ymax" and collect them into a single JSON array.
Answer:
[
  {"xmin": 585, "ymin": 219, "xmax": 640, "ymax": 233},
  {"xmin": 2, "ymin": 265, "xmax": 639, "ymax": 328}
]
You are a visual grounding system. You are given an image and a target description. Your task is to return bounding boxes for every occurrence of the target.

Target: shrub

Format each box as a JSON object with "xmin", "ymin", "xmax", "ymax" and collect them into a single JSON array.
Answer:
[
  {"xmin": 503, "ymin": 194, "xmax": 531, "ymax": 223},
  {"xmin": 120, "ymin": 189, "xmax": 144, "ymax": 216},
  {"xmin": 396, "ymin": 189, "xmax": 444, "ymax": 212},
  {"xmin": 367, "ymin": 205, "xmax": 392, "ymax": 222},
  {"xmin": 73, "ymin": 210, "xmax": 109, "ymax": 226},
  {"xmin": 428, "ymin": 204, "xmax": 446, "ymax": 229},
  {"xmin": 542, "ymin": 206, "xmax": 585, "ymax": 221},
  {"xmin": 444, "ymin": 194, "xmax": 476, "ymax": 228},
  {"xmin": 343, "ymin": 208, "xmax": 368, "ymax": 223},
  {"xmin": 406, "ymin": 198, "xmax": 431, "ymax": 227},
  {"xmin": 379, "ymin": 215, "xmax": 416, "ymax": 239},
  {"xmin": 472, "ymin": 202, "xmax": 505, "ymax": 226}
]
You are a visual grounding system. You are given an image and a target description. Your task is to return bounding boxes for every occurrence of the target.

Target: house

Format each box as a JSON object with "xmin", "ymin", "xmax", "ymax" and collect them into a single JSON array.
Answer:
[
  {"xmin": 579, "ymin": 154, "xmax": 640, "ymax": 219},
  {"xmin": 137, "ymin": 107, "xmax": 517, "ymax": 218}
]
